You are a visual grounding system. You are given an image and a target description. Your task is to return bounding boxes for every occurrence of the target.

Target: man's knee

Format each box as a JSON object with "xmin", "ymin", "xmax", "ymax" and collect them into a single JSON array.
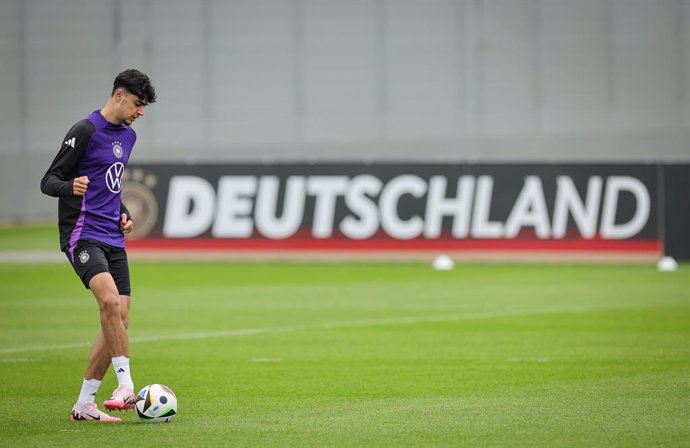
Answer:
[
  {"xmin": 98, "ymin": 293, "xmax": 121, "ymax": 316},
  {"xmin": 89, "ymin": 273, "xmax": 122, "ymax": 317}
]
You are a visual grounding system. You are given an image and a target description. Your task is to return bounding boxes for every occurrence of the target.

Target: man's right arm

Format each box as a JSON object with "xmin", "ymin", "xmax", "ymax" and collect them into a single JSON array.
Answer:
[{"xmin": 40, "ymin": 120, "xmax": 94, "ymax": 197}]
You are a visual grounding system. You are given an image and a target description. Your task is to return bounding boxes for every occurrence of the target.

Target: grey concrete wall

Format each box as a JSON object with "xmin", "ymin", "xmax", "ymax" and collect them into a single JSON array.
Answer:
[{"xmin": 2, "ymin": 0, "xmax": 690, "ymax": 222}]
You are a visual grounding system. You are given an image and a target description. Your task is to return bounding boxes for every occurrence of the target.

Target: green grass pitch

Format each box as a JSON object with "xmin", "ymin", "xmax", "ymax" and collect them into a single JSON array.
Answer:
[{"xmin": 0, "ymin": 259, "xmax": 688, "ymax": 447}]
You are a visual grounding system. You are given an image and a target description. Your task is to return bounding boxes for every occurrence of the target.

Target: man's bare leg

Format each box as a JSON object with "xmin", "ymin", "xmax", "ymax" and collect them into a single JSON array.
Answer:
[
  {"xmin": 71, "ymin": 274, "xmax": 131, "ymax": 421},
  {"xmin": 83, "ymin": 273, "xmax": 137, "ymax": 411},
  {"xmin": 89, "ymin": 273, "xmax": 128, "ymax": 357},
  {"xmin": 84, "ymin": 294, "xmax": 131, "ymax": 381}
]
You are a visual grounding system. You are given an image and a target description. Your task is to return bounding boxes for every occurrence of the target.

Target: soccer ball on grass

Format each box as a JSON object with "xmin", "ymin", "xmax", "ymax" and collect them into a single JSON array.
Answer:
[{"xmin": 135, "ymin": 384, "xmax": 177, "ymax": 423}]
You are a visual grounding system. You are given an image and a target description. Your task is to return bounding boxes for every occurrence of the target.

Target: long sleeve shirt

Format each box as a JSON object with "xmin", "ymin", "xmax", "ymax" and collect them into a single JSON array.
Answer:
[{"xmin": 41, "ymin": 110, "xmax": 135, "ymax": 257}]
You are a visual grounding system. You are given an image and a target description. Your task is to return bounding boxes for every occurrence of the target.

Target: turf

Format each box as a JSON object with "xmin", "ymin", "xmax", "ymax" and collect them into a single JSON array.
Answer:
[
  {"xmin": 0, "ymin": 261, "xmax": 688, "ymax": 447},
  {"xmin": 0, "ymin": 223, "xmax": 57, "ymax": 251}
]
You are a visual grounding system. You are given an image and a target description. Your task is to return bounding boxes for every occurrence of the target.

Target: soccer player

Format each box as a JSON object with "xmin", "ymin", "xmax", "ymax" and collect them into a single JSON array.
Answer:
[{"xmin": 40, "ymin": 69, "xmax": 156, "ymax": 422}]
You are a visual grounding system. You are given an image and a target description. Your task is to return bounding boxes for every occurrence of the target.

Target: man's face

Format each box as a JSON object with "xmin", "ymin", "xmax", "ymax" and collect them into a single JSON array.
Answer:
[{"xmin": 115, "ymin": 89, "xmax": 148, "ymax": 125}]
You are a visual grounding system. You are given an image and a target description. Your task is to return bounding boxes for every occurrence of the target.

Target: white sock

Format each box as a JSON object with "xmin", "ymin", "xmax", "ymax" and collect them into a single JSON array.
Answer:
[
  {"xmin": 76, "ymin": 378, "xmax": 101, "ymax": 408},
  {"xmin": 112, "ymin": 356, "xmax": 134, "ymax": 389}
]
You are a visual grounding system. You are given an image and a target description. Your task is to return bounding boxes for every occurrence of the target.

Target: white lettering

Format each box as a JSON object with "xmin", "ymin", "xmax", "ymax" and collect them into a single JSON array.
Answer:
[
  {"xmin": 424, "ymin": 176, "xmax": 474, "ymax": 238},
  {"xmin": 307, "ymin": 176, "xmax": 349, "ymax": 238},
  {"xmin": 552, "ymin": 176, "xmax": 602, "ymax": 238},
  {"xmin": 505, "ymin": 176, "xmax": 550, "ymax": 238},
  {"xmin": 471, "ymin": 176, "xmax": 504, "ymax": 238},
  {"xmin": 163, "ymin": 176, "xmax": 215, "ymax": 237},
  {"xmin": 340, "ymin": 175, "xmax": 382, "ymax": 240},
  {"xmin": 379, "ymin": 175, "xmax": 426, "ymax": 239},
  {"xmin": 600, "ymin": 176, "xmax": 650, "ymax": 239},
  {"xmin": 212, "ymin": 176, "xmax": 257, "ymax": 238},
  {"xmin": 254, "ymin": 176, "xmax": 305, "ymax": 239},
  {"xmin": 160, "ymin": 172, "xmax": 652, "ymax": 244}
]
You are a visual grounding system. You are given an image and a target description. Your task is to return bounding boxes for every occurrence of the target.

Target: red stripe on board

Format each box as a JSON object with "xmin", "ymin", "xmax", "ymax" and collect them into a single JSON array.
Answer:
[{"xmin": 127, "ymin": 238, "xmax": 661, "ymax": 253}]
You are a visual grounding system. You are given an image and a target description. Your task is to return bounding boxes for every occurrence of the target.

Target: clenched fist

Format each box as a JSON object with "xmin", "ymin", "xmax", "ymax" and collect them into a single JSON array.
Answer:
[
  {"xmin": 73, "ymin": 176, "xmax": 89, "ymax": 196},
  {"xmin": 120, "ymin": 213, "xmax": 134, "ymax": 234}
]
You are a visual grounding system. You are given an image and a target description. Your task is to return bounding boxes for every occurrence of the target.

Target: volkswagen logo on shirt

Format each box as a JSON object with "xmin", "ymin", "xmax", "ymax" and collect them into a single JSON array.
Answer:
[{"xmin": 106, "ymin": 162, "xmax": 125, "ymax": 193}]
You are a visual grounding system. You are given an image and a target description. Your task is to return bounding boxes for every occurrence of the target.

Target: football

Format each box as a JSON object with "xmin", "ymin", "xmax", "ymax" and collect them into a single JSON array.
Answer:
[{"xmin": 135, "ymin": 384, "xmax": 177, "ymax": 423}]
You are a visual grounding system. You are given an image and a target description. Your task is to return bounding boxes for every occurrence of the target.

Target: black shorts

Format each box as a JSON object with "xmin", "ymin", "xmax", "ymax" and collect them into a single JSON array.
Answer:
[{"xmin": 63, "ymin": 239, "xmax": 132, "ymax": 296}]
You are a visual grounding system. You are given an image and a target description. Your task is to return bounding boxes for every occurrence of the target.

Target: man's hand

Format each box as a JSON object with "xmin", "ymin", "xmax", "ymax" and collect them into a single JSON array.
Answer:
[
  {"xmin": 73, "ymin": 176, "xmax": 89, "ymax": 196},
  {"xmin": 120, "ymin": 213, "xmax": 134, "ymax": 234}
]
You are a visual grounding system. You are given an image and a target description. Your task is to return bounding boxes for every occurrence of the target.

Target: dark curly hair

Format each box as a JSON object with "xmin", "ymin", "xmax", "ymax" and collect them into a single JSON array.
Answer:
[{"xmin": 111, "ymin": 69, "xmax": 157, "ymax": 104}]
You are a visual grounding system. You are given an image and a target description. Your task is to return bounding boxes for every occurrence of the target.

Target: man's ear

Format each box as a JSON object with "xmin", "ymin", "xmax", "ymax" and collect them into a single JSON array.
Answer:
[{"xmin": 113, "ymin": 88, "xmax": 124, "ymax": 102}]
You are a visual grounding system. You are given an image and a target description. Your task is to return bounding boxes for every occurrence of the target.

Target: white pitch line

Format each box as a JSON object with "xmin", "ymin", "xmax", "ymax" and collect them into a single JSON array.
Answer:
[{"xmin": 0, "ymin": 305, "xmax": 590, "ymax": 355}]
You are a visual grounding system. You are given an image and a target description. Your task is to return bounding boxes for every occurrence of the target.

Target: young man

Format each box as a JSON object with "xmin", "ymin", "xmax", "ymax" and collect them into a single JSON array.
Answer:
[{"xmin": 40, "ymin": 69, "xmax": 156, "ymax": 422}]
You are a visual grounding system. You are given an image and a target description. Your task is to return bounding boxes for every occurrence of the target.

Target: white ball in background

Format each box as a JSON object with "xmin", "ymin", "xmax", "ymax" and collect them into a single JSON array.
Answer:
[
  {"xmin": 432, "ymin": 254, "xmax": 455, "ymax": 271},
  {"xmin": 657, "ymin": 256, "xmax": 678, "ymax": 272}
]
